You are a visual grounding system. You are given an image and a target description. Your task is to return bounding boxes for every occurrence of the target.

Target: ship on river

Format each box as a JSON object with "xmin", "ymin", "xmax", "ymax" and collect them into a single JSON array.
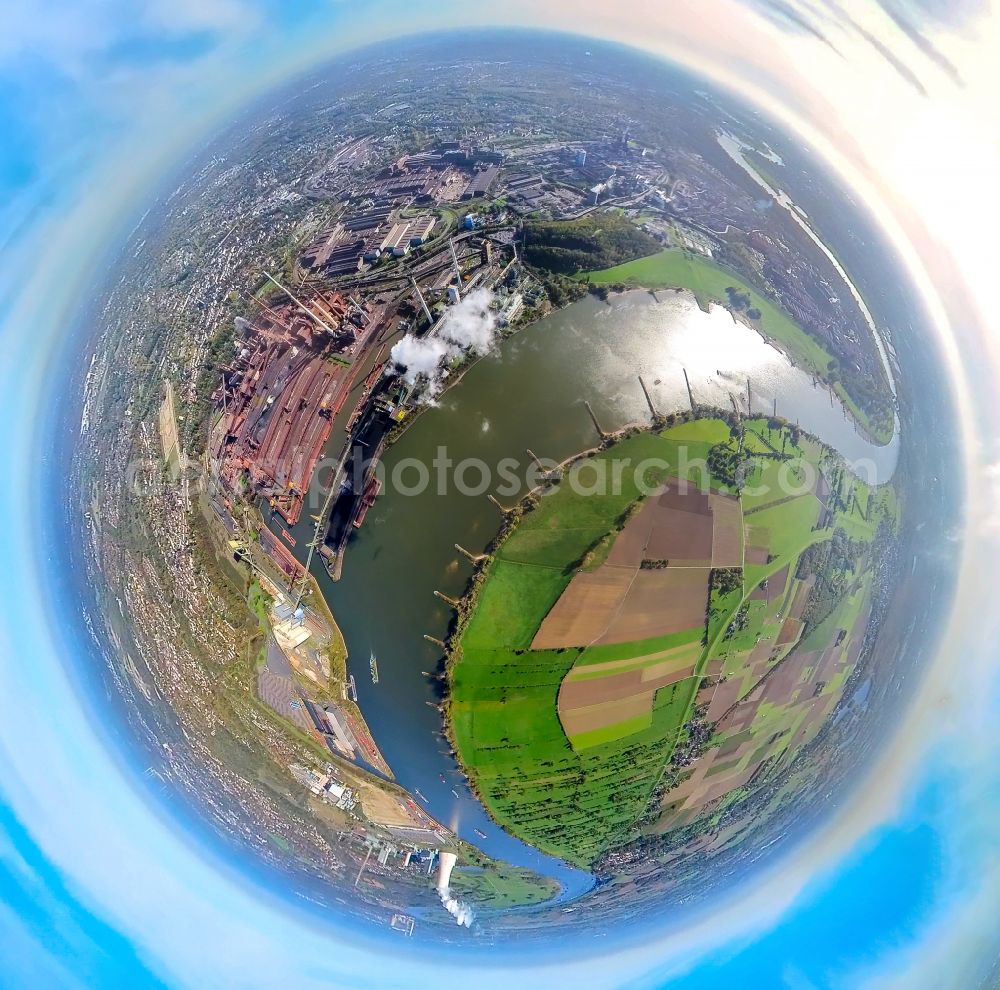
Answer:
[
  {"xmin": 369, "ymin": 650, "xmax": 379, "ymax": 684},
  {"xmin": 353, "ymin": 477, "xmax": 383, "ymax": 529}
]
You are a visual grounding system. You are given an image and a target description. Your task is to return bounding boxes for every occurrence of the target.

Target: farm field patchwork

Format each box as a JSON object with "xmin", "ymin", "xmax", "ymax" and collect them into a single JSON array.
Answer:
[{"xmin": 448, "ymin": 417, "xmax": 899, "ymax": 866}]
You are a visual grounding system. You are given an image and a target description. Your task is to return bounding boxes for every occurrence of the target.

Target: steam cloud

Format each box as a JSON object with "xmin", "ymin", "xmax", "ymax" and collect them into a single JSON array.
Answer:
[
  {"xmin": 390, "ymin": 289, "xmax": 498, "ymax": 399},
  {"xmin": 438, "ymin": 888, "xmax": 475, "ymax": 928},
  {"xmin": 436, "ymin": 851, "xmax": 475, "ymax": 928}
]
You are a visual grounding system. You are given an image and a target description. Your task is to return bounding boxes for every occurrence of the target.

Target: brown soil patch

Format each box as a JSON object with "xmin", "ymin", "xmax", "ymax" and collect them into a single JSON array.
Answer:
[
  {"xmin": 659, "ymin": 484, "xmax": 712, "ymax": 515},
  {"xmin": 777, "ymin": 617, "xmax": 803, "ymax": 645},
  {"xmin": 788, "ymin": 576, "xmax": 815, "ymax": 620},
  {"xmin": 606, "ymin": 501, "xmax": 656, "ymax": 567},
  {"xmin": 597, "ymin": 568, "xmax": 711, "ymax": 645},
  {"xmin": 688, "ymin": 765, "xmax": 756, "ymax": 809},
  {"xmin": 533, "ymin": 482, "xmax": 733, "ymax": 650},
  {"xmin": 607, "ymin": 483, "xmax": 718, "ymax": 567},
  {"xmin": 710, "ymin": 494, "xmax": 743, "ymax": 566},
  {"xmin": 561, "ymin": 668, "xmax": 644, "ymax": 708},
  {"xmin": 765, "ymin": 565, "xmax": 790, "ymax": 602},
  {"xmin": 762, "ymin": 649, "xmax": 819, "ymax": 705},
  {"xmin": 751, "ymin": 564, "xmax": 790, "ymax": 602},
  {"xmin": 531, "ymin": 566, "xmax": 636, "ymax": 649},
  {"xmin": 646, "ymin": 513, "xmax": 714, "ymax": 564},
  {"xmin": 559, "ymin": 694, "xmax": 651, "ymax": 736},
  {"xmin": 357, "ymin": 781, "xmax": 430, "ymax": 829},
  {"xmin": 707, "ymin": 678, "xmax": 743, "ymax": 722},
  {"xmin": 717, "ymin": 701, "xmax": 757, "ymax": 734}
]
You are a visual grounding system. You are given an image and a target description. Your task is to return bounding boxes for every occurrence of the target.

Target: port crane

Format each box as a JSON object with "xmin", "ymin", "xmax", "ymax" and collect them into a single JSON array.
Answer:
[{"xmin": 291, "ymin": 429, "xmax": 355, "ymax": 609}]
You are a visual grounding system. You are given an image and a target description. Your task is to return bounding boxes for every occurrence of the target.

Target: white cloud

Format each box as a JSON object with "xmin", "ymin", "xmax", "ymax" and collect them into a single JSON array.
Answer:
[{"xmin": 142, "ymin": 0, "xmax": 258, "ymax": 34}]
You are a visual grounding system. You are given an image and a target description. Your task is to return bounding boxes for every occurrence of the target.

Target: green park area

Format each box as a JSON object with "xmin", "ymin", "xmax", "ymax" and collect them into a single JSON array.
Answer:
[
  {"xmin": 447, "ymin": 416, "xmax": 899, "ymax": 867},
  {"xmin": 522, "ymin": 212, "xmax": 660, "ymax": 274},
  {"xmin": 449, "ymin": 863, "xmax": 559, "ymax": 910}
]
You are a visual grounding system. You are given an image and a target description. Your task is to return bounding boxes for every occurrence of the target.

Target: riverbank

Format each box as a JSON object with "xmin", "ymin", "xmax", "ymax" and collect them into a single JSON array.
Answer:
[{"xmin": 286, "ymin": 567, "xmax": 397, "ymax": 778}]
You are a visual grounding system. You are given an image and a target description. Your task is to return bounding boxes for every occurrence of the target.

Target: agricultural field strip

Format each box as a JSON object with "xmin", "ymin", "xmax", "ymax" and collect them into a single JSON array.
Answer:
[
  {"xmin": 581, "ymin": 564, "xmax": 643, "ymax": 648},
  {"xmin": 657, "ymin": 500, "xmax": 827, "ymax": 780},
  {"xmin": 565, "ymin": 641, "xmax": 700, "ymax": 680}
]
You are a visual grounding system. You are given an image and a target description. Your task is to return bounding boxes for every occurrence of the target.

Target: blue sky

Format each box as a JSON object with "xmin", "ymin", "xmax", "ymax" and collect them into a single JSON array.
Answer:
[{"xmin": 2, "ymin": 2, "xmax": 1000, "ymax": 988}]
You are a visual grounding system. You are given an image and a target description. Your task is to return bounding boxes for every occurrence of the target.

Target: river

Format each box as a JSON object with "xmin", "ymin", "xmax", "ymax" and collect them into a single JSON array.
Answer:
[{"xmin": 312, "ymin": 289, "xmax": 898, "ymax": 902}]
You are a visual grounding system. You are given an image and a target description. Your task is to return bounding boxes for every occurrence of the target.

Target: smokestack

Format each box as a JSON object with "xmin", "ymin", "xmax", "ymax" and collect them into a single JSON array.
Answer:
[
  {"xmin": 449, "ymin": 239, "xmax": 463, "ymax": 284},
  {"xmin": 410, "ymin": 277, "xmax": 434, "ymax": 326}
]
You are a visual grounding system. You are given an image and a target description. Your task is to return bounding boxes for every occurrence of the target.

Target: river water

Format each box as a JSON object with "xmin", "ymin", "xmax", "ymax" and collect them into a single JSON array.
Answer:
[{"xmin": 314, "ymin": 290, "xmax": 897, "ymax": 901}]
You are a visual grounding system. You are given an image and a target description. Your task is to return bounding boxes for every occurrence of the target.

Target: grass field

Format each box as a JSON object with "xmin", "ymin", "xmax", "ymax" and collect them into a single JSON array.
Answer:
[
  {"xmin": 663, "ymin": 418, "xmax": 734, "ymax": 445},
  {"xmin": 745, "ymin": 494, "xmax": 822, "ymax": 562},
  {"xmin": 449, "ymin": 864, "xmax": 559, "ymax": 909},
  {"xmin": 461, "ymin": 560, "xmax": 569, "ymax": 651}
]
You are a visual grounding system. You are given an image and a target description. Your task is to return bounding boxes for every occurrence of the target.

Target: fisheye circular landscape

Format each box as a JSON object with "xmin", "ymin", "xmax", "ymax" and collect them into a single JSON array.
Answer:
[{"xmin": 67, "ymin": 30, "xmax": 959, "ymax": 946}]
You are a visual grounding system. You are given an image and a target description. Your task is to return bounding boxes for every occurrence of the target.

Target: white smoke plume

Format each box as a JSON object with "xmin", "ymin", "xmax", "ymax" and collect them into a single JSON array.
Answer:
[
  {"xmin": 438, "ymin": 288, "xmax": 497, "ymax": 355},
  {"xmin": 436, "ymin": 851, "xmax": 475, "ymax": 928},
  {"xmin": 390, "ymin": 289, "xmax": 498, "ymax": 399},
  {"xmin": 389, "ymin": 334, "xmax": 451, "ymax": 387},
  {"xmin": 439, "ymin": 888, "xmax": 475, "ymax": 928}
]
